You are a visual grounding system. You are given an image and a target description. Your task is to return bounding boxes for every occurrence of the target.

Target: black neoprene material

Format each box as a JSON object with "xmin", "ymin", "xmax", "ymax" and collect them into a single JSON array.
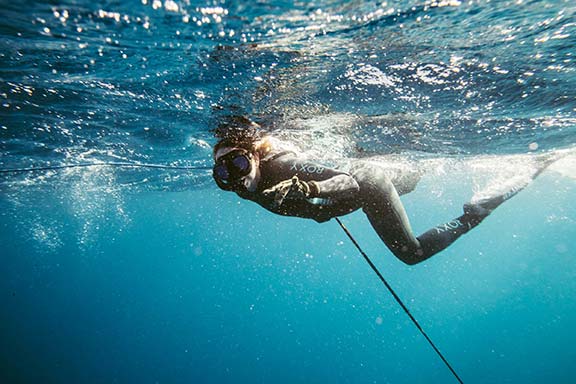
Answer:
[
  {"xmin": 235, "ymin": 152, "xmax": 496, "ymax": 264},
  {"xmin": 350, "ymin": 162, "xmax": 487, "ymax": 264},
  {"xmin": 238, "ymin": 152, "xmax": 362, "ymax": 222}
]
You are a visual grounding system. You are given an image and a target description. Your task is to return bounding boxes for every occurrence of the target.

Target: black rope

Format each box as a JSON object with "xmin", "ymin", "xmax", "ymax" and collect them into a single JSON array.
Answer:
[
  {"xmin": 0, "ymin": 162, "xmax": 212, "ymax": 174},
  {"xmin": 335, "ymin": 217, "xmax": 464, "ymax": 384}
]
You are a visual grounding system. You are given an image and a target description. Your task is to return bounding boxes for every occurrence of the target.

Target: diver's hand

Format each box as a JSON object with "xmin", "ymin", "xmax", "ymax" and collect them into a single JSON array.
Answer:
[{"xmin": 263, "ymin": 176, "xmax": 318, "ymax": 208}]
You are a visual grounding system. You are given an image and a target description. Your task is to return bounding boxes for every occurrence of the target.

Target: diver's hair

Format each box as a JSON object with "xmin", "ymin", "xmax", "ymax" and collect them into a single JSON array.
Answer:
[{"xmin": 213, "ymin": 116, "xmax": 264, "ymax": 156}]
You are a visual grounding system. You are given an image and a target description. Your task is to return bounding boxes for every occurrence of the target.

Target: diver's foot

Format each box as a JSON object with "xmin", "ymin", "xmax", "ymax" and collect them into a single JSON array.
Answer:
[
  {"xmin": 533, "ymin": 150, "xmax": 567, "ymax": 178},
  {"xmin": 463, "ymin": 177, "xmax": 529, "ymax": 227},
  {"xmin": 462, "ymin": 188, "xmax": 511, "ymax": 228},
  {"xmin": 462, "ymin": 150, "xmax": 567, "ymax": 229},
  {"xmin": 462, "ymin": 202, "xmax": 492, "ymax": 228}
]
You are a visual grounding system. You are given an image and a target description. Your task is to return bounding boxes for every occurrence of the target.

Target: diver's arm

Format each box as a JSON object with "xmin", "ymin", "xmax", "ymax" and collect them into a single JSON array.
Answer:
[
  {"xmin": 309, "ymin": 174, "xmax": 359, "ymax": 200},
  {"xmin": 260, "ymin": 153, "xmax": 359, "ymax": 199},
  {"xmin": 261, "ymin": 173, "xmax": 359, "ymax": 207}
]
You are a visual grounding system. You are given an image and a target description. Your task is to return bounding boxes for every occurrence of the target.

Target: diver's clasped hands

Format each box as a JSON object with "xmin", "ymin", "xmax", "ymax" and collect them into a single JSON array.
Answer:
[{"xmin": 263, "ymin": 176, "xmax": 319, "ymax": 209}]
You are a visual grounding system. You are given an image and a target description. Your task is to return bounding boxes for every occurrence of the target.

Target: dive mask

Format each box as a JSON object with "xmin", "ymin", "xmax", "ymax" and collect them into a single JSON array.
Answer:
[{"xmin": 213, "ymin": 149, "xmax": 253, "ymax": 191}]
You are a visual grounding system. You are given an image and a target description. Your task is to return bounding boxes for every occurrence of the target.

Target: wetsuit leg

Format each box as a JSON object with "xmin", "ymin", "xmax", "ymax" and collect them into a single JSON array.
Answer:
[
  {"xmin": 350, "ymin": 162, "xmax": 431, "ymax": 265},
  {"xmin": 351, "ymin": 163, "xmax": 487, "ymax": 264},
  {"xmin": 351, "ymin": 155, "xmax": 558, "ymax": 265}
]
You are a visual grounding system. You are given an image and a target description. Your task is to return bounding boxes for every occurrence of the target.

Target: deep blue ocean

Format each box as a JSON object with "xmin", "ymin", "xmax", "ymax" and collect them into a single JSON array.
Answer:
[{"xmin": 1, "ymin": 0, "xmax": 576, "ymax": 383}]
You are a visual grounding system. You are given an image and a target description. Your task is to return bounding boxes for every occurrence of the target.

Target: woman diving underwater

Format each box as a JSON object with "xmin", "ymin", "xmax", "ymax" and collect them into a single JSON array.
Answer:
[{"xmin": 212, "ymin": 119, "xmax": 559, "ymax": 265}]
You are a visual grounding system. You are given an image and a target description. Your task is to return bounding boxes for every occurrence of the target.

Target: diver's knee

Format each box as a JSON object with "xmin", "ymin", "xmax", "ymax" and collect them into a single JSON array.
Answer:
[{"xmin": 390, "ymin": 245, "xmax": 427, "ymax": 265}]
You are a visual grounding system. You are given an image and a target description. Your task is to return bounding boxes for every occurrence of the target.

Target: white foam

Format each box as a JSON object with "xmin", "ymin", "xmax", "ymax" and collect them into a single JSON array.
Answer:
[{"xmin": 548, "ymin": 154, "xmax": 576, "ymax": 180}]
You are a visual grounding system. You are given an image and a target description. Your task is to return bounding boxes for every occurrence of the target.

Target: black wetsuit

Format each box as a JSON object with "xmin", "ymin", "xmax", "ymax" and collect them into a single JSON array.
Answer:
[
  {"xmin": 236, "ymin": 151, "xmax": 495, "ymax": 265},
  {"xmin": 238, "ymin": 151, "xmax": 362, "ymax": 222}
]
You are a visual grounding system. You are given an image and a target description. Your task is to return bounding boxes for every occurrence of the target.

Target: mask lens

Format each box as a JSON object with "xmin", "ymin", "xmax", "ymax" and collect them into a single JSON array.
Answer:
[
  {"xmin": 213, "ymin": 150, "xmax": 252, "ymax": 190},
  {"xmin": 231, "ymin": 155, "xmax": 250, "ymax": 174},
  {"xmin": 213, "ymin": 164, "xmax": 230, "ymax": 181}
]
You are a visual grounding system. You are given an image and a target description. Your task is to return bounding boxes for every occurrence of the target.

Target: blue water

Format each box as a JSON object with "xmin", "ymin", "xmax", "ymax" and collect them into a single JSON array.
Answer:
[{"xmin": 1, "ymin": 0, "xmax": 576, "ymax": 383}]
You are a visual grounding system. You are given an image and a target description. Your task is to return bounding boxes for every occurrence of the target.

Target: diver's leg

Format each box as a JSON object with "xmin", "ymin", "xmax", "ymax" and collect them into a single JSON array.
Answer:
[
  {"xmin": 411, "ymin": 152, "xmax": 563, "ymax": 262},
  {"xmin": 428, "ymin": 157, "xmax": 556, "ymax": 258},
  {"xmin": 353, "ymin": 153, "xmax": 561, "ymax": 265},
  {"xmin": 463, "ymin": 151, "xmax": 562, "ymax": 224},
  {"xmin": 351, "ymin": 163, "xmax": 434, "ymax": 264},
  {"xmin": 364, "ymin": 197, "xmax": 477, "ymax": 265},
  {"xmin": 352, "ymin": 163, "xmax": 492, "ymax": 265}
]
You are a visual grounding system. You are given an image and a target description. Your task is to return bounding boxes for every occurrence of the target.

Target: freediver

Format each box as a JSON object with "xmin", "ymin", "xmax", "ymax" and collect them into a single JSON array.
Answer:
[{"xmin": 212, "ymin": 119, "xmax": 558, "ymax": 265}]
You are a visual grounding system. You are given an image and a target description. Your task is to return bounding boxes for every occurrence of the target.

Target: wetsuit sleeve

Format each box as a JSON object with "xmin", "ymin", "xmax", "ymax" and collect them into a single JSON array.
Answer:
[
  {"xmin": 259, "ymin": 153, "xmax": 359, "ymax": 199},
  {"xmin": 311, "ymin": 174, "xmax": 359, "ymax": 199}
]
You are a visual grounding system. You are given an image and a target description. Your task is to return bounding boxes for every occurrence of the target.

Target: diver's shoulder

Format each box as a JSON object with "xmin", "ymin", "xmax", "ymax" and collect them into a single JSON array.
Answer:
[
  {"xmin": 266, "ymin": 137, "xmax": 301, "ymax": 153},
  {"xmin": 259, "ymin": 137, "xmax": 300, "ymax": 160}
]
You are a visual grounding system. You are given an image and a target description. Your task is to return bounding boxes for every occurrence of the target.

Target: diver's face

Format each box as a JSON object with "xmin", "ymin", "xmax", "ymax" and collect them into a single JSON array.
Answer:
[{"xmin": 214, "ymin": 147, "xmax": 260, "ymax": 192}]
